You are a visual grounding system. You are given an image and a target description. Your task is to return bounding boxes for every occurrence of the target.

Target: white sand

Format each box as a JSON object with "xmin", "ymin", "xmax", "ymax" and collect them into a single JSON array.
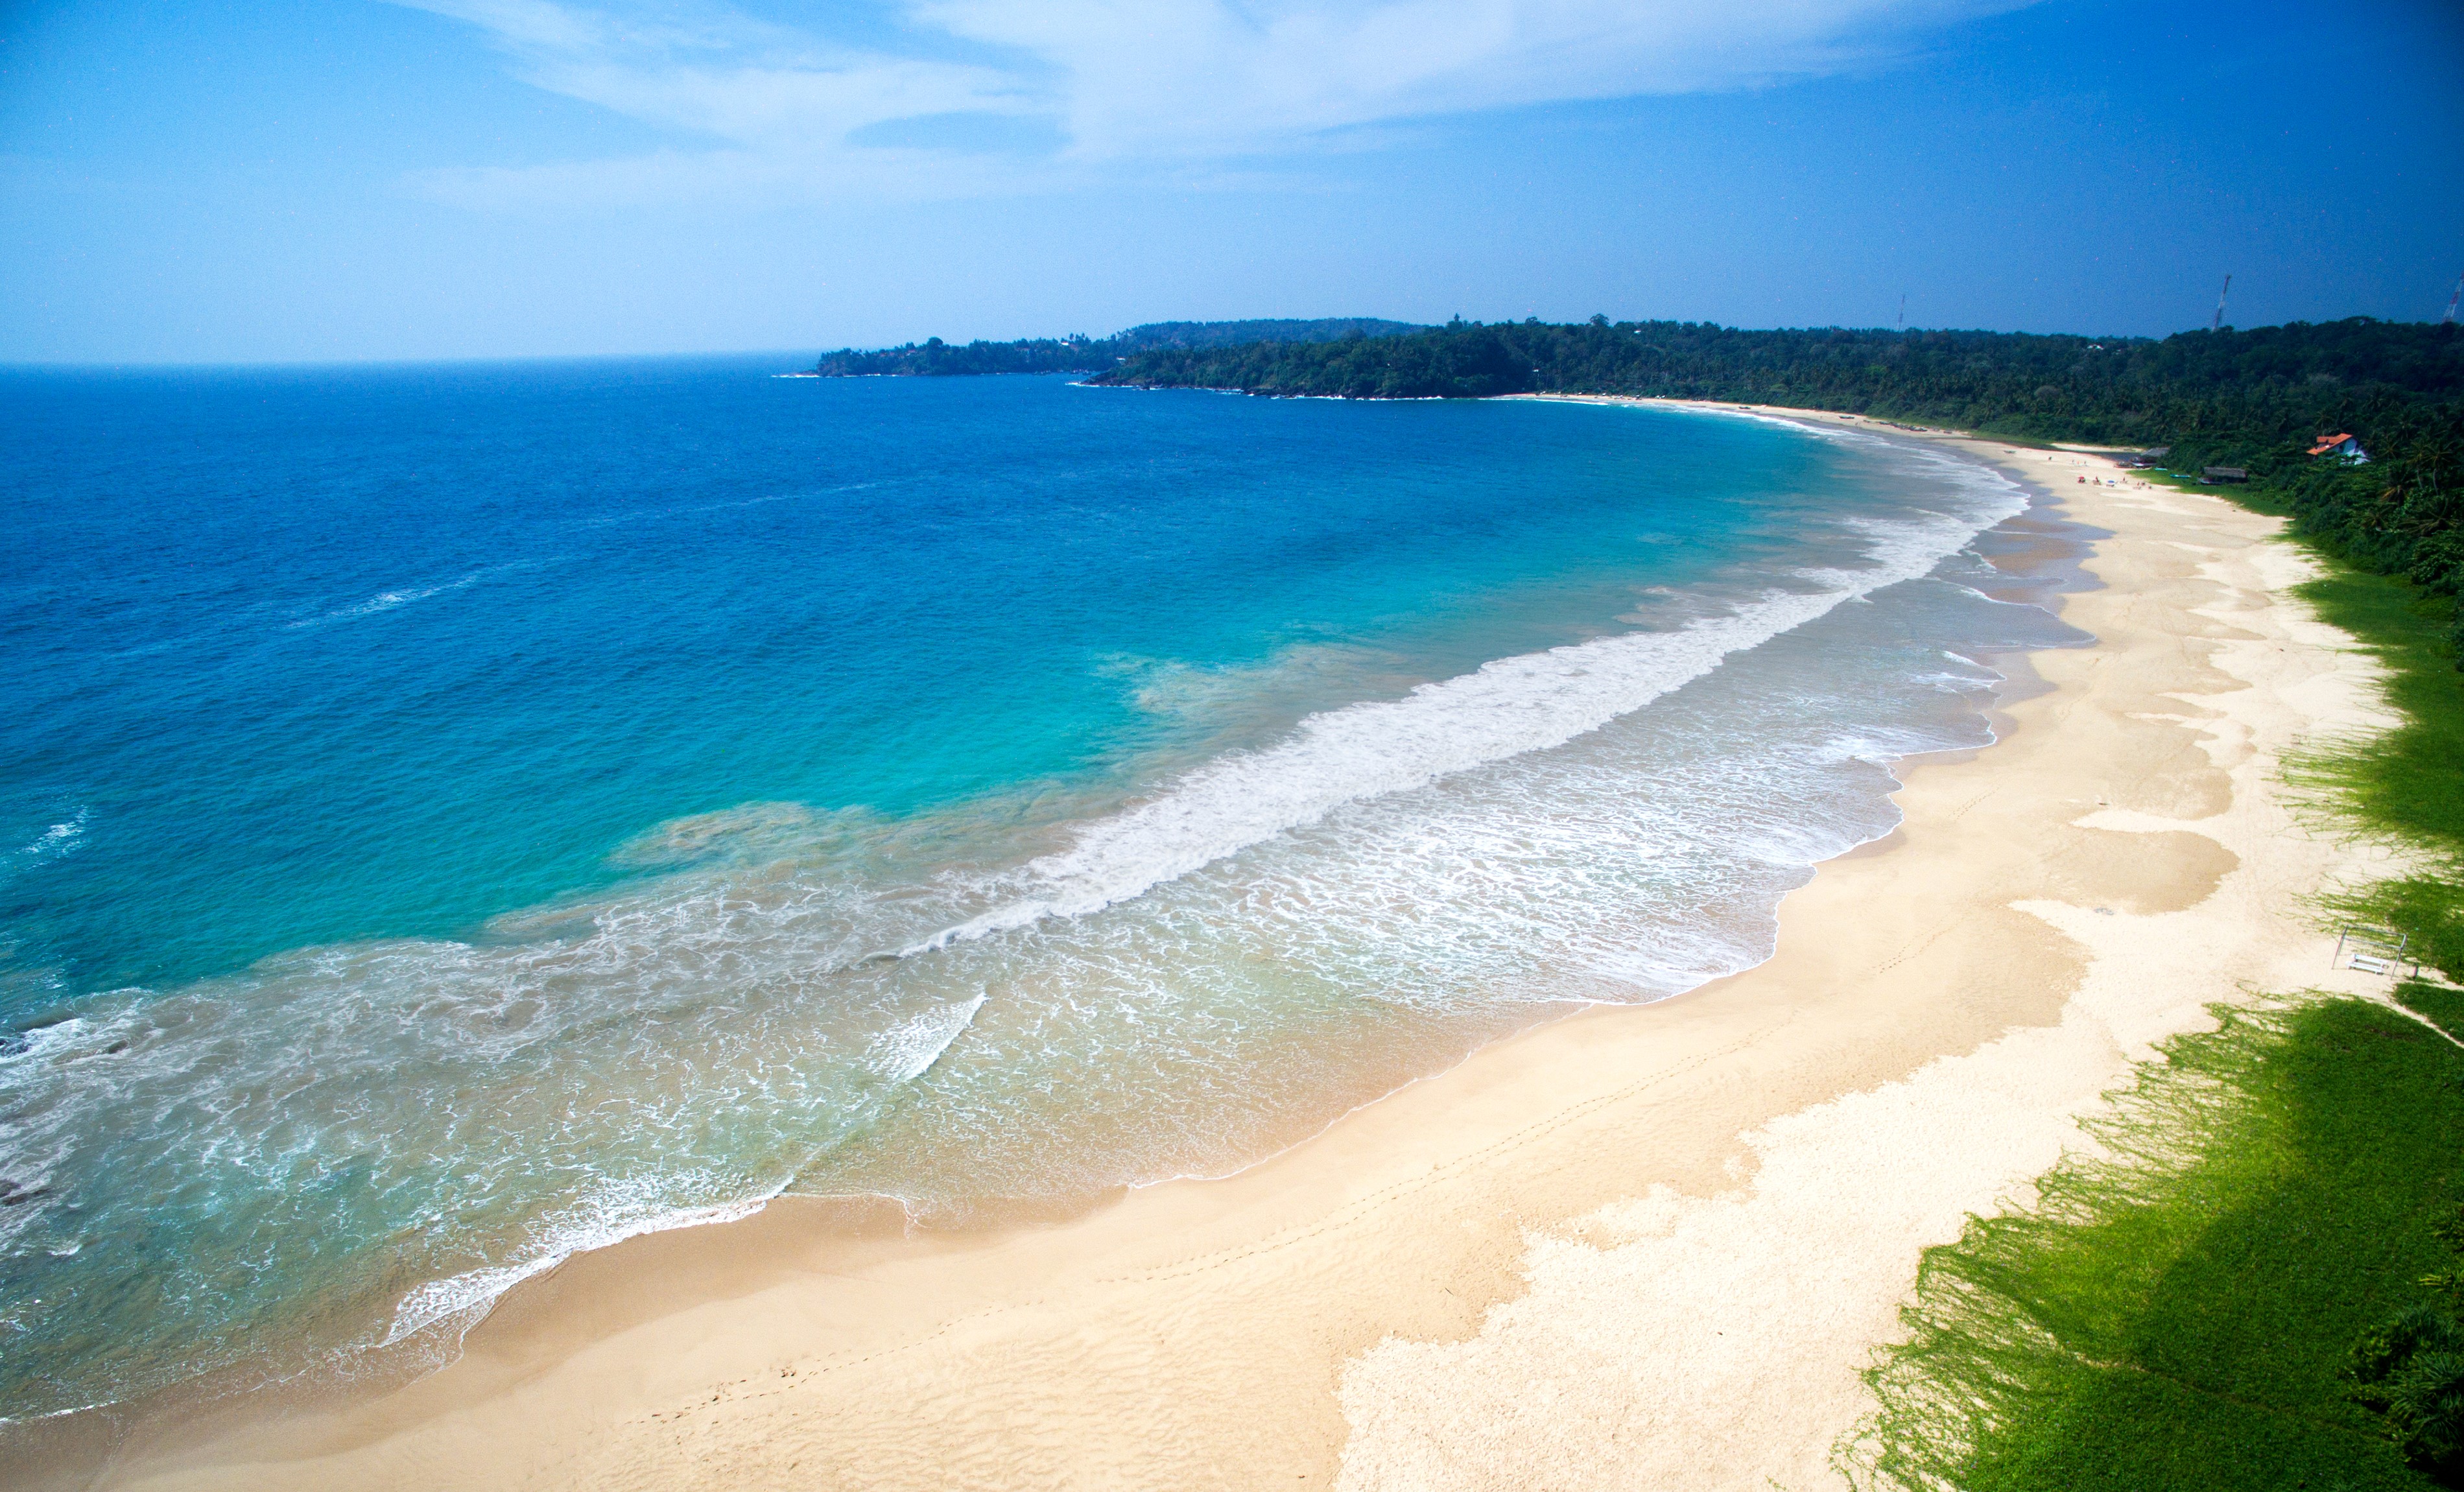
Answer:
[{"xmin": 1332, "ymin": 409, "xmax": 2404, "ymax": 1492}]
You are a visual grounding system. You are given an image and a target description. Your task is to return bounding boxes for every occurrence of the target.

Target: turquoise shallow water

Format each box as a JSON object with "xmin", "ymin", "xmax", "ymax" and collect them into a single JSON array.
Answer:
[{"xmin": 0, "ymin": 363, "xmax": 2078, "ymax": 1420}]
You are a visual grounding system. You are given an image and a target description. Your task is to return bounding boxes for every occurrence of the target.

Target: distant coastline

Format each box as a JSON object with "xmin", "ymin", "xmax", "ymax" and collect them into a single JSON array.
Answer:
[
  {"xmin": 808, "ymin": 317, "xmax": 1425, "ymax": 378},
  {"xmin": 798, "ymin": 313, "xmax": 2461, "ymax": 606}
]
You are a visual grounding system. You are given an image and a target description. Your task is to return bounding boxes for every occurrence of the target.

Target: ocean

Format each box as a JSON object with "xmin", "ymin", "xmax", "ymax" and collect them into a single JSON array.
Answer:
[{"xmin": 0, "ymin": 359, "xmax": 2084, "ymax": 1423}]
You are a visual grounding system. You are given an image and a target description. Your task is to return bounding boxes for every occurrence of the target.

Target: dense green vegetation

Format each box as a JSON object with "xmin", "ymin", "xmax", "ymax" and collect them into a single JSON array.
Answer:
[
  {"xmin": 1843, "ymin": 999, "xmax": 2464, "ymax": 1491},
  {"xmin": 811, "ymin": 317, "xmax": 1423, "ymax": 376},
  {"xmin": 1090, "ymin": 315, "xmax": 2461, "ymax": 436},
  {"xmin": 2347, "ymin": 1187, "xmax": 2464, "ymax": 1482}
]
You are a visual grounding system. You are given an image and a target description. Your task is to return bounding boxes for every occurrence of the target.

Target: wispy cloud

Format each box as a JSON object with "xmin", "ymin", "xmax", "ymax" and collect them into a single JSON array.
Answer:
[{"xmin": 399, "ymin": 0, "xmax": 2030, "ymax": 206}]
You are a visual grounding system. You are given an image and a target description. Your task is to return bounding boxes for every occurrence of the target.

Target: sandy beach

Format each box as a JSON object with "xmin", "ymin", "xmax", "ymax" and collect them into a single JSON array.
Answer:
[{"xmin": 63, "ymin": 405, "xmax": 2405, "ymax": 1492}]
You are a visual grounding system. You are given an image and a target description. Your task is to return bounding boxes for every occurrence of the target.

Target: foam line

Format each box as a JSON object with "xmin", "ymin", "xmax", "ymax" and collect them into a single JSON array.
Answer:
[
  {"xmin": 906, "ymin": 475, "xmax": 2024, "ymax": 954},
  {"xmin": 380, "ymin": 1181, "xmax": 785, "ymax": 1348}
]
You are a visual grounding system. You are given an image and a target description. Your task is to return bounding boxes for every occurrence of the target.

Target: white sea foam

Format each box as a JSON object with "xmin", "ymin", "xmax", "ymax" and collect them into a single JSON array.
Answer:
[
  {"xmin": 0, "ymin": 1014, "xmax": 86, "ymax": 1064},
  {"xmin": 866, "ymin": 995, "xmax": 988, "ymax": 1082},
  {"xmin": 4, "ymin": 809, "xmax": 88, "ymax": 880},
  {"xmin": 290, "ymin": 560, "xmax": 551, "ymax": 628},
  {"xmin": 381, "ymin": 1179, "xmax": 782, "ymax": 1348},
  {"xmin": 22, "ymin": 814, "xmax": 86, "ymax": 858},
  {"xmin": 293, "ymin": 573, "xmax": 484, "ymax": 627},
  {"xmin": 908, "ymin": 475, "xmax": 2024, "ymax": 953},
  {"xmin": 348, "ymin": 991, "xmax": 983, "ymax": 1360}
]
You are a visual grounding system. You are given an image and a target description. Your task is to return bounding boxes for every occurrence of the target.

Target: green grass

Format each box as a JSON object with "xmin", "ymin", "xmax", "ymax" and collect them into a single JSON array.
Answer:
[
  {"xmin": 2276, "ymin": 551, "xmax": 2464, "ymax": 985},
  {"xmin": 2281, "ymin": 565, "xmax": 2464, "ymax": 864},
  {"xmin": 2396, "ymin": 981, "xmax": 2464, "ymax": 1044},
  {"xmin": 1844, "ymin": 1001, "xmax": 2464, "ymax": 1492}
]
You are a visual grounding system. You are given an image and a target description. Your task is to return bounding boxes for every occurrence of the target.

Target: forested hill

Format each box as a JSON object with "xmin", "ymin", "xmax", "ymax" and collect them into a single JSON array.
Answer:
[
  {"xmin": 1091, "ymin": 315, "xmax": 2464, "ymax": 639},
  {"xmin": 812, "ymin": 317, "xmax": 1424, "ymax": 377}
]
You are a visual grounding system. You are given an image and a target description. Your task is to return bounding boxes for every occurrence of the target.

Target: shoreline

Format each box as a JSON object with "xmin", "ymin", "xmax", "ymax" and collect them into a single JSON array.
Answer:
[{"xmin": 58, "ymin": 403, "xmax": 2404, "ymax": 1491}]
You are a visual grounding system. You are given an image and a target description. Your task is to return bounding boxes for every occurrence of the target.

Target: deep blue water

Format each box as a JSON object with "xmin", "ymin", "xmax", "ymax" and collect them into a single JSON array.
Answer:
[
  {"xmin": 10, "ymin": 360, "xmax": 1788, "ymax": 1001},
  {"xmin": 0, "ymin": 361, "xmax": 2076, "ymax": 1421}
]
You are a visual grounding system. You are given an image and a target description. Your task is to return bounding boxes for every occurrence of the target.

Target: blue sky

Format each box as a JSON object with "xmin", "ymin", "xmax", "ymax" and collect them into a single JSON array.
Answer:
[{"xmin": 3, "ymin": 0, "xmax": 2459, "ymax": 363}]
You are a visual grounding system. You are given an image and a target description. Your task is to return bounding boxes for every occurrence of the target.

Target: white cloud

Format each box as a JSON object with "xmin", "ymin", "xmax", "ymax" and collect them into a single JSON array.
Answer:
[{"xmin": 397, "ymin": 0, "xmax": 2030, "ymax": 206}]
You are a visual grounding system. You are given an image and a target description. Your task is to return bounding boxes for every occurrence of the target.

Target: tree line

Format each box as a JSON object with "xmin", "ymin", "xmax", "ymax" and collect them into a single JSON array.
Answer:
[{"xmin": 812, "ymin": 318, "xmax": 1425, "ymax": 377}]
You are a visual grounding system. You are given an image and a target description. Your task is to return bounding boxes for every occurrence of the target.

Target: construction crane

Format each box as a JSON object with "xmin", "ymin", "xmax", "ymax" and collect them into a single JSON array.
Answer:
[{"xmin": 2211, "ymin": 274, "xmax": 2232, "ymax": 331}]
